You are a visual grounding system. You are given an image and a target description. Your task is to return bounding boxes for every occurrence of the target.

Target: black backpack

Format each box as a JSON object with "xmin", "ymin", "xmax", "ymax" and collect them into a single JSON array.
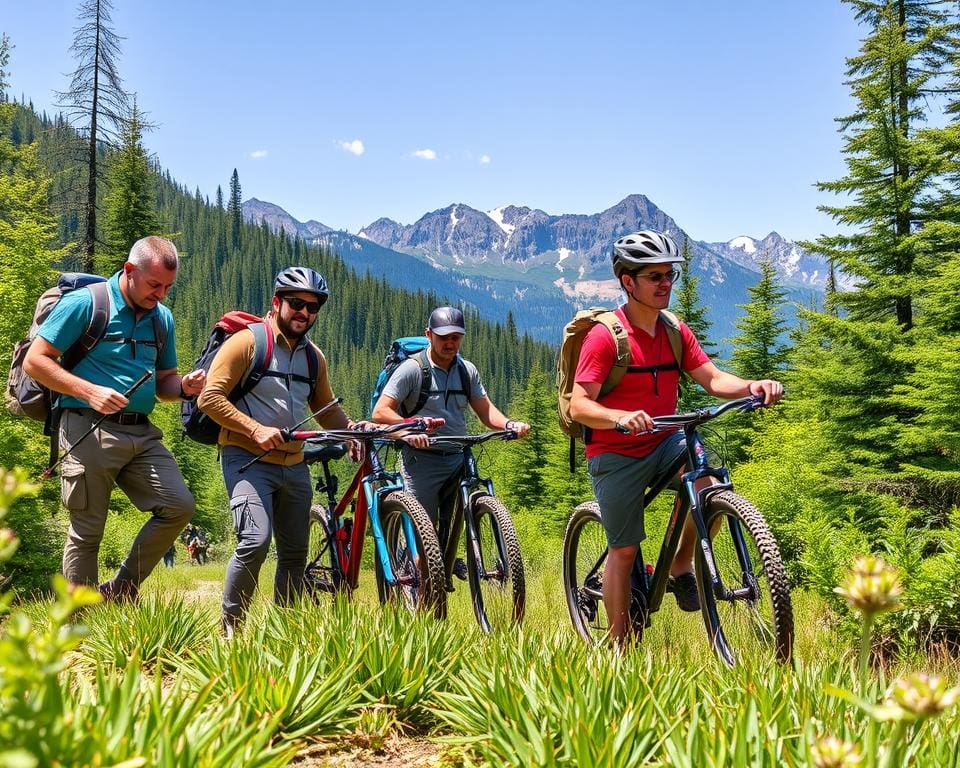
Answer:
[{"xmin": 181, "ymin": 312, "xmax": 318, "ymax": 444}]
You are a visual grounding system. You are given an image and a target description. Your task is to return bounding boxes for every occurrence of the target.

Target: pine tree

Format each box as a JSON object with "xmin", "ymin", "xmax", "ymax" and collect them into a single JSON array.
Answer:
[
  {"xmin": 55, "ymin": 0, "xmax": 130, "ymax": 272},
  {"xmin": 791, "ymin": 0, "xmax": 960, "ymax": 481},
  {"xmin": 228, "ymin": 168, "xmax": 242, "ymax": 249},
  {"xmin": 728, "ymin": 259, "xmax": 791, "ymax": 381},
  {"xmin": 0, "ymin": 34, "xmax": 12, "ymax": 103},
  {"xmin": 100, "ymin": 96, "xmax": 157, "ymax": 273}
]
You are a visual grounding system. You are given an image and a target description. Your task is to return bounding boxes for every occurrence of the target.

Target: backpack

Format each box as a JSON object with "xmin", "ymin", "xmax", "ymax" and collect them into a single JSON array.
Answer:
[
  {"xmin": 6, "ymin": 274, "xmax": 111, "ymax": 425},
  {"xmin": 367, "ymin": 336, "xmax": 470, "ymax": 418},
  {"xmin": 556, "ymin": 307, "xmax": 683, "ymax": 469},
  {"xmin": 181, "ymin": 312, "xmax": 319, "ymax": 444}
]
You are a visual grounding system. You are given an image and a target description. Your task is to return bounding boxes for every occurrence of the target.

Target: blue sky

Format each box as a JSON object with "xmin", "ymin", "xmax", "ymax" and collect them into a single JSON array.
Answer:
[{"xmin": 5, "ymin": 1, "xmax": 865, "ymax": 242}]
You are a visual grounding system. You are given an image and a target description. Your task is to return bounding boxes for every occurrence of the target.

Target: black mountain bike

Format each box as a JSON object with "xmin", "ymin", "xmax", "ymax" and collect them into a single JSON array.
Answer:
[
  {"xmin": 562, "ymin": 395, "xmax": 793, "ymax": 666},
  {"xmin": 427, "ymin": 431, "xmax": 525, "ymax": 633}
]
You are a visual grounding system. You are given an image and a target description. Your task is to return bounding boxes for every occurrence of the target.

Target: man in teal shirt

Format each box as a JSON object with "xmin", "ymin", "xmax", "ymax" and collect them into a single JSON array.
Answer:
[{"xmin": 24, "ymin": 236, "xmax": 205, "ymax": 600}]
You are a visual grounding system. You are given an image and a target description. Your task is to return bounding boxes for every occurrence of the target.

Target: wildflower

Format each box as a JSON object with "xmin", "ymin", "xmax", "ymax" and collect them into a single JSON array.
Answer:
[
  {"xmin": 811, "ymin": 735, "xmax": 863, "ymax": 768},
  {"xmin": 875, "ymin": 672, "xmax": 960, "ymax": 722},
  {"xmin": 834, "ymin": 555, "xmax": 903, "ymax": 616}
]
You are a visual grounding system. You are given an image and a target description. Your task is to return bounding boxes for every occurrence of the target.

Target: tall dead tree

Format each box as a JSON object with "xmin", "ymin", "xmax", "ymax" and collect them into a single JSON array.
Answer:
[{"xmin": 56, "ymin": 0, "xmax": 129, "ymax": 272}]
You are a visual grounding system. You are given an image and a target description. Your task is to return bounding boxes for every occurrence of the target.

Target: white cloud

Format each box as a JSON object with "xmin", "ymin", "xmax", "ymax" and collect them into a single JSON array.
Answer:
[
  {"xmin": 337, "ymin": 139, "xmax": 365, "ymax": 156},
  {"xmin": 479, "ymin": 154, "xmax": 491, "ymax": 165},
  {"xmin": 250, "ymin": 149, "xmax": 268, "ymax": 159},
  {"xmin": 412, "ymin": 148, "xmax": 437, "ymax": 160}
]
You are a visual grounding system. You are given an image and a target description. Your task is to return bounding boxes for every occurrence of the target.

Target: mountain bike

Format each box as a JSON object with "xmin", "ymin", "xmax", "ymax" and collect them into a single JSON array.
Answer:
[
  {"xmin": 562, "ymin": 395, "xmax": 793, "ymax": 666},
  {"xmin": 425, "ymin": 431, "xmax": 525, "ymax": 632},
  {"xmin": 300, "ymin": 419, "xmax": 447, "ymax": 618}
]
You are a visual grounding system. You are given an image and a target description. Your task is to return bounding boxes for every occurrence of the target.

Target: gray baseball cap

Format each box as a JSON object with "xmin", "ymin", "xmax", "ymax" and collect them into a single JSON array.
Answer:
[{"xmin": 428, "ymin": 306, "xmax": 466, "ymax": 335}]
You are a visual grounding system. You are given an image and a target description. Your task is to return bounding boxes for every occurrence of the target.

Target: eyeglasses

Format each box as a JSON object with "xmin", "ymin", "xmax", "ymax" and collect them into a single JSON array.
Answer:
[
  {"xmin": 635, "ymin": 268, "xmax": 680, "ymax": 285},
  {"xmin": 282, "ymin": 296, "xmax": 324, "ymax": 313}
]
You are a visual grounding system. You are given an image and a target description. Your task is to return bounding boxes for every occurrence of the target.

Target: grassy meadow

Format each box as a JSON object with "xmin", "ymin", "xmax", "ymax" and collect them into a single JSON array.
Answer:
[{"xmin": 6, "ymin": 538, "xmax": 960, "ymax": 768}]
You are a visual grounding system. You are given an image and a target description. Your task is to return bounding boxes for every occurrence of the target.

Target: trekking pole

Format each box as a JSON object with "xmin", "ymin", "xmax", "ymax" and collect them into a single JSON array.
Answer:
[
  {"xmin": 40, "ymin": 371, "xmax": 153, "ymax": 480},
  {"xmin": 238, "ymin": 396, "xmax": 343, "ymax": 473}
]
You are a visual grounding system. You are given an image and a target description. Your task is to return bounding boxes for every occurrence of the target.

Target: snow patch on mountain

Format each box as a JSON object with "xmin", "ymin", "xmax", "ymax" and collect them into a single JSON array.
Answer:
[
  {"xmin": 728, "ymin": 236, "xmax": 757, "ymax": 253},
  {"xmin": 556, "ymin": 247, "xmax": 572, "ymax": 271},
  {"xmin": 486, "ymin": 206, "xmax": 516, "ymax": 238}
]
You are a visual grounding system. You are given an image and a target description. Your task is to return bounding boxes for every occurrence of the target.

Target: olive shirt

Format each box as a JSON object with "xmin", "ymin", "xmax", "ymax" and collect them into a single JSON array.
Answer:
[{"xmin": 197, "ymin": 319, "xmax": 337, "ymax": 465}]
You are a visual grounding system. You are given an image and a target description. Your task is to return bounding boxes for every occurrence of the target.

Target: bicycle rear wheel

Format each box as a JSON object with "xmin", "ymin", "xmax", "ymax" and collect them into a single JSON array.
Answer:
[
  {"xmin": 375, "ymin": 491, "xmax": 447, "ymax": 619},
  {"xmin": 305, "ymin": 504, "xmax": 347, "ymax": 598},
  {"xmin": 467, "ymin": 496, "xmax": 525, "ymax": 632},
  {"xmin": 697, "ymin": 490, "xmax": 794, "ymax": 666},
  {"xmin": 562, "ymin": 502, "xmax": 610, "ymax": 644}
]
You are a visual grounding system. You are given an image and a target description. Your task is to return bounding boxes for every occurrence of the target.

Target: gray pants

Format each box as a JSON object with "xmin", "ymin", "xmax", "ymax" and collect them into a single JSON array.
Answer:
[
  {"xmin": 398, "ymin": 447, "xmax": 464, "ymax": 524},
  {"xmin": 59, "ymin": 409, "xmax": 195, "ymax": 587},
  {"xmin": 221, "ymin": 446, "xmax": 313, "ymax": 622}
]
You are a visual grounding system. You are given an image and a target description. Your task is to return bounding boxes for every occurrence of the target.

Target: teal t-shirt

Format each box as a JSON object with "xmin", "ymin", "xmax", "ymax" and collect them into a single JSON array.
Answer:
[{"xmin": 38, "ymin": 272, "xmax": 177, "ymax": 414}]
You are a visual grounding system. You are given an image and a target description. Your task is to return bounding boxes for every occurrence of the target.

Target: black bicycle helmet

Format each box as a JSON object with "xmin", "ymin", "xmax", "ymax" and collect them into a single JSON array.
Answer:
[
  {"xmin": 610, "ymin": 230, "xmax": 683, "ymax": 277},
  {"xmin": 273, "ymin": 266, "xmax": 329, "ymax": 300}
]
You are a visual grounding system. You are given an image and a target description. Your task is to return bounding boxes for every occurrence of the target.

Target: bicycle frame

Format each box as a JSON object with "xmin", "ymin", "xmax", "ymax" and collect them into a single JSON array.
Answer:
[
  {"xmin": 585, "ymin": 399, "xmax": 764, "ymax": 627},
  {"xmin": 440, "ymin": 447, "xmax": 496, "ymax": 582}
]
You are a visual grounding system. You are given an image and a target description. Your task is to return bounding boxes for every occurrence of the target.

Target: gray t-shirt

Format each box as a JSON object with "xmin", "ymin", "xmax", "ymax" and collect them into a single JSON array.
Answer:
[{"xmin": 382, "ymin": 353, "xmax": 486, "ymax": 436}]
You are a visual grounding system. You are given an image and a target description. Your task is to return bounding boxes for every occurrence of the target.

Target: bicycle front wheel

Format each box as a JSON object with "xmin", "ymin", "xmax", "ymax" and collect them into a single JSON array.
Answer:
[
  {"xmin": 305, "ymin": 504, "xmax": 347, "ymax": 598},
  {"xmin": 375, "ymin": 491, "xmax": 447, "ymax": 619},
  {"xmin": 562, "ymin": 501, "xmax": 610, "ymax": 644},
  {"xmin": 697, "ymin": 491, "xmax": 794, "ymax": 666},
  {"xmin": 467, "ymin": 496, "xmax": 525, "ymax": 632}
]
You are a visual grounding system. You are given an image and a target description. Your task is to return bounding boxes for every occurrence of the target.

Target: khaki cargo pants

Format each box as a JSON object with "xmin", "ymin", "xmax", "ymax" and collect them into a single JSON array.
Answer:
[{"xmin": 59, "ymin": 409, "xmax": 195, "ymax": 587}]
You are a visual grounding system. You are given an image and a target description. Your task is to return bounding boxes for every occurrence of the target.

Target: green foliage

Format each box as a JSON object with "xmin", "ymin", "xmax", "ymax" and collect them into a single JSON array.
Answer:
[
  {"xmin": 100, "ymin": 97, "xmax": 158, "ymax": 273},
  {"xmin": 728, "ymin": 259, "xmax": 791, "ymax": 381},
  {"xmin": 673, "ymin": 236, "xmax": 716, "ymax": 410}
]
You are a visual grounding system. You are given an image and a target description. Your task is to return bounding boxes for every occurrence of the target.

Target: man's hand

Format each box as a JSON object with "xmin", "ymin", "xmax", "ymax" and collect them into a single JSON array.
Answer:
[
  {"xmin": 400, "ymin": 433, "xmax": 431, "ymax": 449},
  {"xmin": 748, "ymin": 379, "xmax": 784, "ymax": 406},
  {"xmin": 180, "ymin": 368, "xmax": 206, "ymax": 398},
  {"xmin": 613, "ymin": 409, "xmax": 655, "ymax": 435},
  {"xmin": 505, "ymin": 419, "xmax": 531, "ymax": 438},
  {"xmin": 86, "ymin": 385, "xmax": 129, "ymax": 414},
  {"xmin": 251, "ymin": 425, "xmax": 286, "ymax": 451}
]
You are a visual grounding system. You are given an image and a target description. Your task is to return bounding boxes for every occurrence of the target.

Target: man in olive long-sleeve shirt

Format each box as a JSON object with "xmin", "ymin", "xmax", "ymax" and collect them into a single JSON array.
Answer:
[{"xmin": 198, "ymin": 266, "xmax": 359, "ymax": 636}]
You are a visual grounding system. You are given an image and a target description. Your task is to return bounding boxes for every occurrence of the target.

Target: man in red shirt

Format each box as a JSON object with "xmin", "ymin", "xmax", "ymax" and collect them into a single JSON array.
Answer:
[{"xmin": 570, "ymin": 230, "xmax": 783, "ymax": 646}]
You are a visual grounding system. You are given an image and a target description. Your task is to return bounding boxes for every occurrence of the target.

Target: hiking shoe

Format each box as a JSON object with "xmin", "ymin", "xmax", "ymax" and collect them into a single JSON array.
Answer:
[
  {"xmin": 667, "ymin": 572, "xmax": 700, "ymax": 613},
  {"xmin": 452, "ymin": 557, "xmax": 468, "ymax": 581},
  {"xmin": 97, "ymin": 578, "xmax": 139, "ymax": 604}
]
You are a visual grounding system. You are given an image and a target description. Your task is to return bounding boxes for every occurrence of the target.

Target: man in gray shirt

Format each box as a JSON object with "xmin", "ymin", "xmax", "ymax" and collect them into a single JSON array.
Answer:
[{"xmin": 372, "ymin": 307, "xmax": 530, "ymax": 586}]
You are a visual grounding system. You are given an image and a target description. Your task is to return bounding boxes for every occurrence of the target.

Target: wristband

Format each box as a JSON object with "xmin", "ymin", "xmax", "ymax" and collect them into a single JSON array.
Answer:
[{"xmin": 505, "ymin": 419, "xmax": 516, "ymax": 431}]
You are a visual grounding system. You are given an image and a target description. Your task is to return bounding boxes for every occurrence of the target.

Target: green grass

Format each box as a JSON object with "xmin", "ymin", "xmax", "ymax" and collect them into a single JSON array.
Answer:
[{"xmin": 7, "ymin": 543, "xmax": 960, "ymax": 767}]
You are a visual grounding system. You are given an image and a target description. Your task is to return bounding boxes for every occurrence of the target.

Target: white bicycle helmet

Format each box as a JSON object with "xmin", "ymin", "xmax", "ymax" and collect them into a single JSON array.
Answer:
[
  {"xmin": 274, "ymin": 266, "xmax": 329, "ymax": 300},
  {"xmin": 611, "ymin": 230, "xmax": 683, "ymax": 277}
]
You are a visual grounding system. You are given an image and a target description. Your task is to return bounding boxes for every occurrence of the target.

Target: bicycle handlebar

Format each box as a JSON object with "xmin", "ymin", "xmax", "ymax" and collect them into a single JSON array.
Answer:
[
  {"xmin": 290, "ymin": 416, "xmax": 446, "ymax": 444},
  {"xmin": 614, "ymin": 395, "xmax": 767, "ymax": 435},
  {"xmin": 427, "ymin": 430, "xmax": 519, "ymax": 448}
]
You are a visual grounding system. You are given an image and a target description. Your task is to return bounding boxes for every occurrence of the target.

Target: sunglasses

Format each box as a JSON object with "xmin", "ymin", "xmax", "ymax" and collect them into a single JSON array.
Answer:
[
  {"xmin": 635, "ymin": 268, "xmax": 680, "ymax": 284},
  {"xmin": 282, "ymin": 296, "xmax": 324, "ymax": 313}
]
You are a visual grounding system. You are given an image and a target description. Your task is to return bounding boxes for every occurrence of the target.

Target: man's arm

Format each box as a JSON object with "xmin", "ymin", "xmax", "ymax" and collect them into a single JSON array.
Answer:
[
  {"xmin": 197, "ymin": 331, "xmax": 284, "ymax": 451},
  {"xmin": 23, "ymin": 337, "xmax": 128, "ymax": 414},
  {"xmin": 687, "ymin": 361, "xmax": 783, "ymax": 405},
  {"xmin": 470, "ymin": 395, "xmax": 530, "ymax": 437},
  {"xmin": 155, "ymin": 368, "xmax": 205, "ymax": 402}
]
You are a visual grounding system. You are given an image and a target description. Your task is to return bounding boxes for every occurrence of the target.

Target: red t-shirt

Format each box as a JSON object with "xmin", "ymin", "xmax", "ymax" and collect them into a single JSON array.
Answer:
[{"xmin": 574, "ymin": 307, "xmax": 710, "ymax": 459}]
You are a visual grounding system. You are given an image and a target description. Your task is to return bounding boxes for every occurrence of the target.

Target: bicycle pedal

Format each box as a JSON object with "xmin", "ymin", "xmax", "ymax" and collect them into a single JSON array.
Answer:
[{"xmin": 452, "ymin": 557, "xmax": 468, "ymax": 581}]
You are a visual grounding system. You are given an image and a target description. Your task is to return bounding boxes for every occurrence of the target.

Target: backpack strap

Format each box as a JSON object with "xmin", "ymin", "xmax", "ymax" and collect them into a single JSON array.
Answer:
[
  {"xmin": 596, "ymin": 311, "xmax": 631, "ymax": 397},
  {"xmin": 61, "ymin": 281, "xmax": 111, "ymax": 370},
  {"xmin": 403, "ymin": 349, "xmax": 434, "ymax": 417},
  {"xmin": 303, "ymin": 342, "xmax": 320, "ymax": 395},
  {"xmin": 658, "ymin": 309, "xmax": 683, "ymax": 368},
  {"xmin": 151, "ymin": 314, "xmax": 169, "ymax": 363},
  {"xmin": 234, "ymin": 322, "xmax": 273, "ymax": 402}
]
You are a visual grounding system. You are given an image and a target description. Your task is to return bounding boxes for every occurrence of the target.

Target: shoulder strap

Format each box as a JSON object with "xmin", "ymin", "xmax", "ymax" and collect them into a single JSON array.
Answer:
[
  {"xmin": 596, "ymin": 311, "xmax": 631, "ymax": 397},
  {"xmin": 304, "ymin": 342, "xmax": 320, "ymax": 394},
  {"xmin": 151, "ymin": 313, "xmax": 169, "ymax": 361},
  {"xmin": 234, "ymin": 322, "xmax": 273, "ymax": 401},
  {"xmin": 61, "ymin": 281, "xmax": 111, "ymax": 370},
  {"xmin": 658, "ymin": 309, "xmax": 683, "ymax": 369},
  {"xmin": 407, "ymin": 349, "xmax": 433, "ymax": 417}
]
